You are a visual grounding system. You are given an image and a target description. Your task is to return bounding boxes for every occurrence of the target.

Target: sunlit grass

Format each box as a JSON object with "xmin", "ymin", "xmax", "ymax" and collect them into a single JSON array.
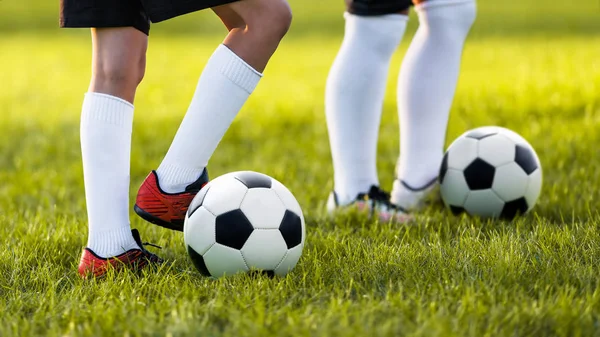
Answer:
[{"xmin": 1, "ymin": 0, "xmax": 600, "ymax": 335}]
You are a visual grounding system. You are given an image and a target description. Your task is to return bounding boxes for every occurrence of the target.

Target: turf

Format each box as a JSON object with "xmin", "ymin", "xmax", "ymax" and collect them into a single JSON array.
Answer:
[{"xmin": 1, "ymin": 0, "xmax": 600, "ymax": 336}]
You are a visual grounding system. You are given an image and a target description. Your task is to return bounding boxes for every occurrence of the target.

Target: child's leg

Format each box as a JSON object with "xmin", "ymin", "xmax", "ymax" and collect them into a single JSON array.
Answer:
[
  {"xmin": 134, "ymin": 0, "xmax": 293, "ymax": 230},
  {"xmin": 82, "ymin": 27, "xmax": 147, "ymax": 258},
  {"xmin": 392, "ymin": 0, "xmax": 476, "ymax": 208},
  {"xmin": 325, "ymin": 4, "xmax": 409, "ymax": 205},
  {"xmin": 153, "ymin": 0, "xmax": 292, "ymax": 192}
]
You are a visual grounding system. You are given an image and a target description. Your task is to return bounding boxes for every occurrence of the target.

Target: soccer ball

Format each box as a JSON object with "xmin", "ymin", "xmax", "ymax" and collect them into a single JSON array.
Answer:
[
  {"xmin": 184, "ymin": 171, "xmax": 305, "ymax": 278},
  {"xmin": 439, "ymin": 126, "xmax": 543, "ymax": 219}
]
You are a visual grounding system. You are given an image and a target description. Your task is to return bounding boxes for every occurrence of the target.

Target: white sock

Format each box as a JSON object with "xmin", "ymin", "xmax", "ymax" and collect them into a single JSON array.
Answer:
[
  {"xmin": 396, "ymin": 0, "xmax": 476, "ymax": 188},
  {"xmin": 81, "ymin": 93, "xmax": 139, "ymax": 258},
  {"xmin": 326, "ymin": 12, "xmax": 408, "ymax": 205},
  {"xmin": 156, "ymin": 44, "xmax": 262, "ymax": 193}
]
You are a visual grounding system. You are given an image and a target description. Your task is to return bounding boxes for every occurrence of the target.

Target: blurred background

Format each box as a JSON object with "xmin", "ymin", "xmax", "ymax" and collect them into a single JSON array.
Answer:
[
  {"xmin": 2, "ymin": 2, "xmax": 600, "ymax": 335},
  {"xmin": 2, "ymin": 0, "xmax": 600, "ymax": 37}
]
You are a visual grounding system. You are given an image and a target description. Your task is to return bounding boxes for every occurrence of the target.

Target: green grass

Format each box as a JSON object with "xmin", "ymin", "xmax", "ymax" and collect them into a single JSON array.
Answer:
[{"xmin": 2, "ymin": 0, "xmax": 600, "ymax": 336}]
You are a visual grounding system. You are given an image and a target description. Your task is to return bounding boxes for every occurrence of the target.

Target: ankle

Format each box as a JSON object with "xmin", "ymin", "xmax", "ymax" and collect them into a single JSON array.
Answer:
[
  {"xmin": 155, "ymin": 164, "xmax": 205, "ymax": 194},
  {"xmin": 87, "ymin": 227, "xmax": 139, "ymax": 258}
]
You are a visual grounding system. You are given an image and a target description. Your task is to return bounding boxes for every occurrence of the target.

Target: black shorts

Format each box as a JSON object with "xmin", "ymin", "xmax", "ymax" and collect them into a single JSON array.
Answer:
[
  {"xmin": 60, "ymin": 0, "xmax": 239, "ymax": 35},
  {"xmin": 349, "ymin": 0, "xmax": 413, "ymax": 16}
]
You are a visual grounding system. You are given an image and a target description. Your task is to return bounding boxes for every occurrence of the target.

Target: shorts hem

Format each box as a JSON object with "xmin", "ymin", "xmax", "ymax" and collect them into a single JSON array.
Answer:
[
  {"xmin": 416, "ymin": 0, "xmax": 474, "ymax": 10},
  {"xmin": 60, "ymin": 19, "xmax": 150, "ymax": 35},
  {"xmin": 348, "ymin": 5, "xmax": 412, "ymax": 16},
  {"xmin": 348, "ymin": 0, "xmax": 413, "ymax": 16}
]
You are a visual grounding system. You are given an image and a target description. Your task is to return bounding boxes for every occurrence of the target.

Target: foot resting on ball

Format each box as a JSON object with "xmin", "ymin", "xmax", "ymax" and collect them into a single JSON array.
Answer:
[
  {"xmin": 78, "ymin": 229, "xmax": 163, "ymax": 278},
  {"xmin": 134, "ymin": 169, "xmax": 209, "ymax": 231},
  {"xmin": 327, "ymin": 185, "xmax": 413, "ymax": 223}
]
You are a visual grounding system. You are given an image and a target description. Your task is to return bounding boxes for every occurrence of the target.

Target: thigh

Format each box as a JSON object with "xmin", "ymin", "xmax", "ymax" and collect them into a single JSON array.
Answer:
[
  {"xmin": 348, "ymin": 0, "xmax": 413, "ymax": 15},
  {"xmin": 142, "ymin": 0, "xmax": 239, "ymax": 23},
  {"xmin": 211, "ymin": 5, "xmax": 244, "ymax": 31},
  {"xmin": 212, "ymin": 0, "xmax": 291, "ymax": 26},
  {"xmin": 60, "ymin": 0, "xmax": 150, "ymax": 35}
]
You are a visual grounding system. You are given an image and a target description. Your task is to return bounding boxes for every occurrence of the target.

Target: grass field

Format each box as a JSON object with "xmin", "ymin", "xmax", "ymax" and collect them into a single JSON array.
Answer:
[{"xmin": 1, "ymin": 0, "xmax": 600, "ymax": 336}]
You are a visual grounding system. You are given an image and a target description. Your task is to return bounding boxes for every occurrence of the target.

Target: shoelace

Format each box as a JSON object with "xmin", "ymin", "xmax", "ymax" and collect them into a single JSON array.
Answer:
[
  {"xmin": 142, "ymin": 242, "xmax": 162, "ymax": 250},
  {"xmin": 131, "ymin": 229, "xmax": 161, "ymax": 248},
  {"xmin": 367, "ymin": 186, "xmax": 392, "ymax": 204},
  {"xmin": 139, "ymin": 242, "xmax": 163, "ymax": 263},
  {"xmin": 131, "ymin": 228, "xmax": 163, "ymax": 261},
  {"xmin": 356, "ymin": 186, "xmax": 400, "ymax": 215}
]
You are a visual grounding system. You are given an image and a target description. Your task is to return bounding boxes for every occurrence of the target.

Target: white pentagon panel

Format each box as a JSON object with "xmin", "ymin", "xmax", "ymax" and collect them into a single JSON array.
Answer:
[
  {"xmin": 271, "ymin": 179, "xmax": 303, "ymax": 217},
  {"xmin": 498, "ymin": 127, "xmax": 529, "ymax": 145},
  {"xmin": 524, "ymin": 169, "xmax": 543, "ymax": 210},
  {"xmin": 202, "ymin": 176, "xmax": 248, "ymax": 215},
  {"xmin": 447, "ymin": 137, "xmax": 479, "ymax": 170},
  {"xmin": 274, "ymin": 244, "xmax": 304, "ymax": 277},
  {"xmin": 240, "ymin": 188, "xmax": 286, "ymax": 229},
  {"xmin": 183, "ymin": 206, "xmax": 216, "ymax": 255},
  {"xmin": 440, "ymin": 169, "xmax": 470, "ymax": 207},
  {"xmin": 241, "ymin": 229, "xmax": 288, "ymax": 271},
  {"xmin": 492, "ymin": 162, "xmax": 529, "ymax": 202},
  {"xmin": 463, "ymin": 190, "xmax": 505, "ymax": 218},
  {"xmin": 203, "ymin": 243, "xmax": 249, "ymax": 277},
  {"xmin": 477, "ymin": 134, "xmax": 516, "ymax": 167}
]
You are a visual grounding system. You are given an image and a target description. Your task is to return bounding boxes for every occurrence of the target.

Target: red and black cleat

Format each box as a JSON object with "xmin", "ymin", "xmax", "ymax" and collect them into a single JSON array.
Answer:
[
  {"xmin": 134, "ymin": 169, "xmax": 209, "ymax": 231},
  {"xmin": 78, "ymin": 229, "xmax": 163, "ymax": 278}
]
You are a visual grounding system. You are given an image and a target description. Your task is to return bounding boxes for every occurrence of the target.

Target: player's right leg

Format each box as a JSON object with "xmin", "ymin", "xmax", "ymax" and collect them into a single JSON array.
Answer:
[
  {"xmin": 134, "ymin": 0, "xmax": 292, "ymax": 231},
  {"xmin": 391, "ymin": 0, "xmax": 477, "ymax": 210},
  {"xmin": 60, "ymin": 0, "xmax": 162, "ymax": 277},
  {"xmin": 325, "ymin": 0, "xmax": 412, "ymax": 223}
]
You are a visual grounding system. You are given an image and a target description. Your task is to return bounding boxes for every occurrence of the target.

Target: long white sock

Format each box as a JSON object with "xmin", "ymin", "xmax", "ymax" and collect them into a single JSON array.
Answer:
[
  {"xmin": 81, "ymin": 93, "xmax": 139, "ymax": 258},
  {"xmin": 156, "ymin": 44, "xmax": 262, "ymax": 193},
  {"xmin": 326, "ymin": 12, "xmax": 408, "ymax": 205},
  {"xmin": 396, "ymin": 0, "xmax": 476, "ymax": 188}
]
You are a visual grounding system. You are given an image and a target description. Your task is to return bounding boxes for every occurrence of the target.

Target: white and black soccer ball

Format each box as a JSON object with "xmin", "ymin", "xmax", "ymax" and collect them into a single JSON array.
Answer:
[
  {"xmin": 439, "ymin": 126, "xmax": 543, "ymax": 219},
  {"xmin": 184, "ymin": 171, "xmax": 305, "ymax": 278}
]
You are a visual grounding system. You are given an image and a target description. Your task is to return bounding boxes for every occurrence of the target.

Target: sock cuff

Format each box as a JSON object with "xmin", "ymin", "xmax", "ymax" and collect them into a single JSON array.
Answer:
[
  {"xmin": 81, "ymin": 92, "xmax": 134, "ymax": 129},
  {"xmin": 416, "ymin": 0, "xmax": 475, "ymax": 11},
  {"xmin": 213, "ymin": 44, "xmax": 263, "ymax": 94}
]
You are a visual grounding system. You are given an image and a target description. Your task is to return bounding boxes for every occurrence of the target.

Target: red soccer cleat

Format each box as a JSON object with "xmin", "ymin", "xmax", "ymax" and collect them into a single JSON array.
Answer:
[
  {"xmin": 78, "ymin": 229, "xmax": 163, "ymax": 278},
  {"xmin": 134, "ymin": 169, "xmax": 209, "ymax": 231}
]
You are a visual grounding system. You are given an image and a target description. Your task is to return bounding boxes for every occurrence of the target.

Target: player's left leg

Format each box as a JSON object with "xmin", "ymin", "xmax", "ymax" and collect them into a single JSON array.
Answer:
[
  {"xmin": 134, "ymin": 0, "xmax": 292, "ymax": 231},
  {"xmin": 78, "ymin": 28, "xmax": 163, "ymax": 277},
  {"xmin": 325, "ymin": 0, "xmax": 412, "ymax": 223},
  {"xmin": 391, "ymin": 0, "xmax": 476, "ymax": 210}
]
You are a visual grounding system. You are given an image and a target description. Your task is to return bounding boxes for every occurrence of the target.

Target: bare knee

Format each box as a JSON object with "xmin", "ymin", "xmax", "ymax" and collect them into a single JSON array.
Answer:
[
  {"xmin": 214, "ymin": 0, "xmax": 291, "ymax": 72},
  {"xmin": 260, "ymin": 0, "xmax": 293, "ymax": 41},
  {"xmin": 242, "ymin": 0, "xmax": 293, "ymax": 43},
  {"xmin": 89, "ymin": 28, "xmax": 147, "ymax": 102},
  {"xmin": 93, "ymin": 56, "xmax": 146, "ymax": 90}
]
